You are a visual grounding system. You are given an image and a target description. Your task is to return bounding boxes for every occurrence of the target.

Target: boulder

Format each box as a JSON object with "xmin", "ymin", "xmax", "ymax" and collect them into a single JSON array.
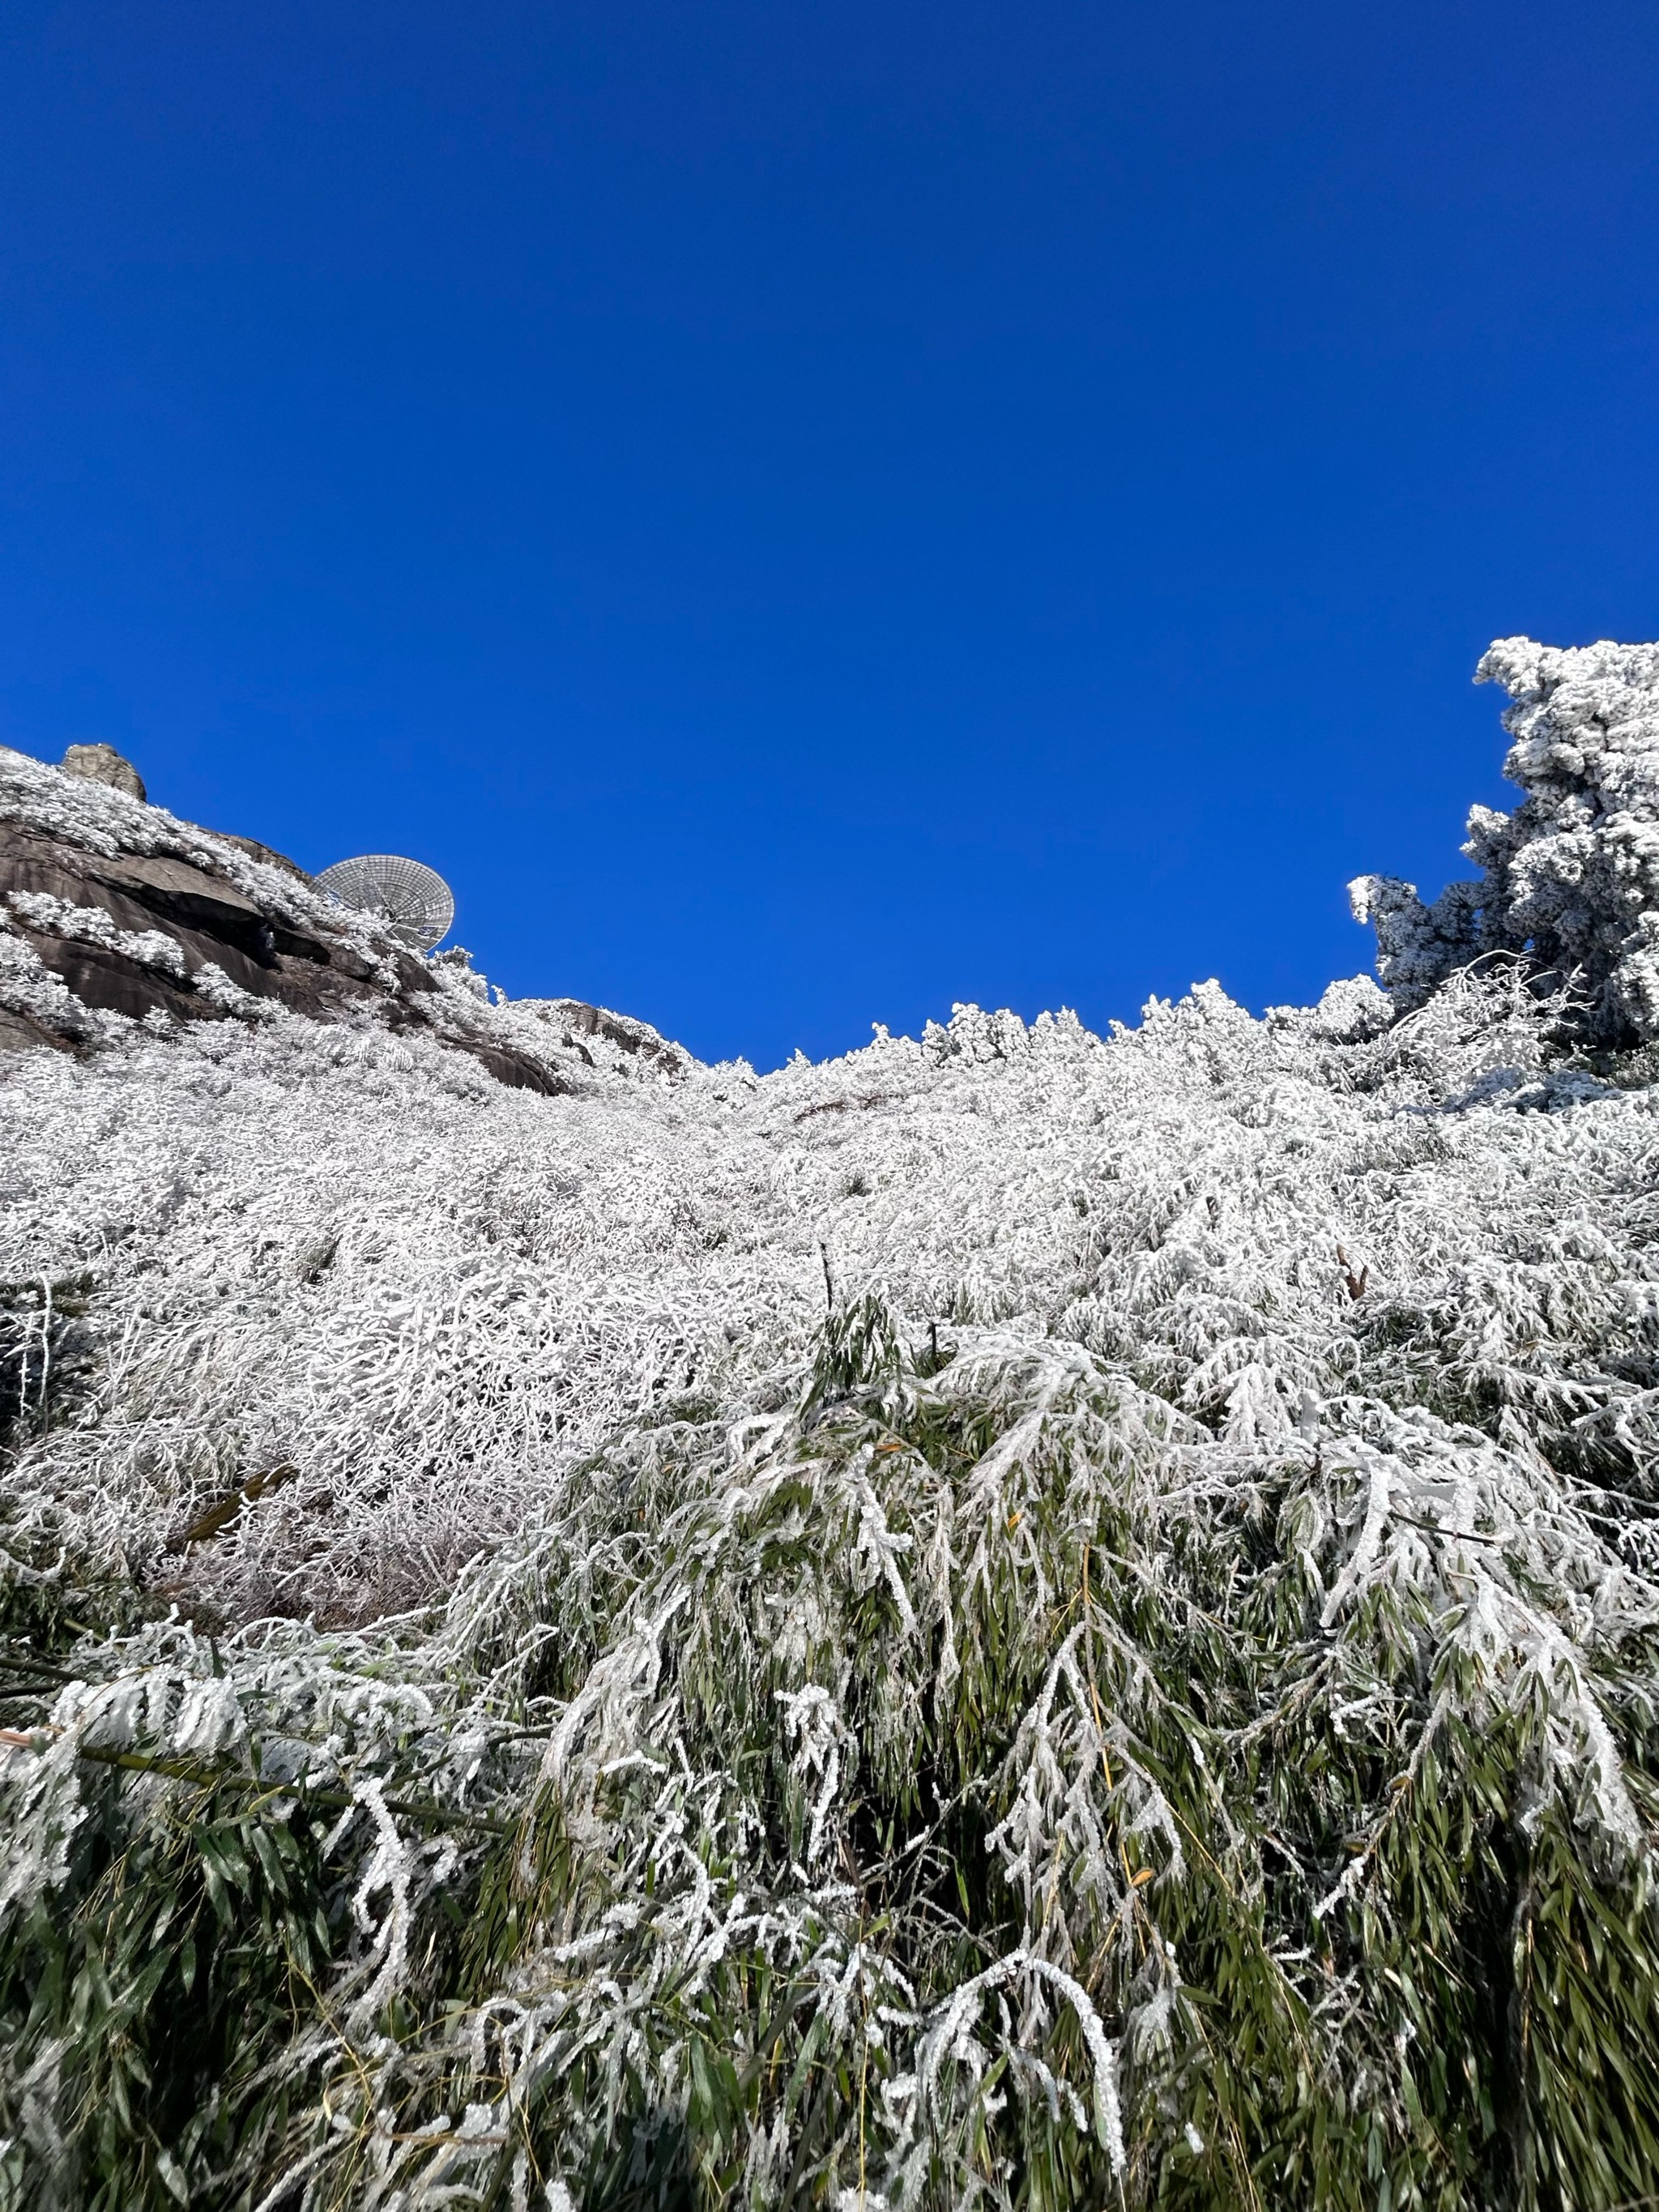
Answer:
[
  {"xmin": 539, "ymin": 997, "xmax": 693, "ymax": 1074},
  {"xmin": 211, "ymin": 831, "xmax": 312, "ymax": 882},
  {"xmin": 61, "ymin": 743, "xmax": 147, "ymax": 801}
]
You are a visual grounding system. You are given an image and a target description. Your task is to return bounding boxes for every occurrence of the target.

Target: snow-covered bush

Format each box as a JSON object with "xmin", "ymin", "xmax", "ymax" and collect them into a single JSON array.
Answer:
[{"xmin": 1352, "ymin": 636, "xmax": 1659, "ymax": 1044}]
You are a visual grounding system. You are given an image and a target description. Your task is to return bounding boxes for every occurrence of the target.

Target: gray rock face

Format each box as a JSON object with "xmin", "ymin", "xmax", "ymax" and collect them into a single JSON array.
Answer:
[
  {"xmin": 539, "ymin": 997, "xmax": 694, "ymax": 1075},
  {"xmin": 0, "ymin": 818, "xmax": 571, "ymax": 1095},
  {"xmin": 2, "ymin": 743, "xmax": 696, "ymax": 1099},
  {"xmin": 211, "ymin": 831, "xmax": 312, "ymax": 882},
  {"xmin": 61, "ymin": 743, "xmax": 147, "ymax": 801}
]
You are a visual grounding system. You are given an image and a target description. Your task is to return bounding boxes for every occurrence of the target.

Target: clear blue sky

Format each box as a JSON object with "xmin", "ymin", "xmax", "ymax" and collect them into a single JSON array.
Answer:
[{"xmin": 2, "ymin": 1, "xmax": 1656, "ymax": 1065}]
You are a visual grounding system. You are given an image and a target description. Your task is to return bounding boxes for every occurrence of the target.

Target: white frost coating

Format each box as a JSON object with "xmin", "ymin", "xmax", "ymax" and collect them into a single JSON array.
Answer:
[
  {"xmin": 2, "ymin": 890, "xmax": 190, "ymax": 977},
  {"xmin": 0, "ymin": 928, "xmax": 118, "ymax": 1043},
  {"xmin": 1319, "ymin": 1445, "xmax": 1395, "ymax": 1627},
  {"xmin": 0, "ymin": 1730, "xmax": 88, "ymax": 1932},
  {"xmin": 775, "ymin": 1684, "xmax": 852, "ymax": 1864},
  {"xmin": 170, "ymin": 1675, "xmax": 248, "ymax": 1757},
  {"xmin": 914, "ymin": 1949, "xmax": 1125, "ymax": 2176},
  {"xmin": 188, "ymin": 960, "xmax": 281, "ymax": 1019}
]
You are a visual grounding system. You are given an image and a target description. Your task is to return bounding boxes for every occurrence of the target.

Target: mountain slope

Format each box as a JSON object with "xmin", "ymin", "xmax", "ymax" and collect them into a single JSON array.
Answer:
[{"xmin": 2, "ymin": 650, "xmax": 1658, "ymax": 2212}]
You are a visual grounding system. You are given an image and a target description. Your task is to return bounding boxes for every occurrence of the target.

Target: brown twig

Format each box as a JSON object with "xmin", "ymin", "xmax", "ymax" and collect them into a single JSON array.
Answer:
[{"xmin": 1335, "ymin": 1245, "xmax": 1370, "ymax": 1301}]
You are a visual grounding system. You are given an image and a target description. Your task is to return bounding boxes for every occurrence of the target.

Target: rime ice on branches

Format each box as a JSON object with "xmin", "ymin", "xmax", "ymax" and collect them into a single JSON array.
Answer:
[{"xmin": 1352, "ymin": 636, "xmax": 1659, "ymax": 1044}]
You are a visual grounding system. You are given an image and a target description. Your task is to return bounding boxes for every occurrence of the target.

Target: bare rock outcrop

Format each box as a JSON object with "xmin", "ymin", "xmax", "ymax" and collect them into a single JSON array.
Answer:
[
  {"xmin": 527, "ymin": 996, "xmax": 696, "ymax": 1077},
  {"xmin": 0, "ymin": 746, "xmax": 578, "ymax": 1094},
  {"xmin": 62, "ymin": 741, "xmax": 147, "ymax": 801},
  {"xmin": 2, "ymin": 742, "xmax": 706, "ymax": 1098}
]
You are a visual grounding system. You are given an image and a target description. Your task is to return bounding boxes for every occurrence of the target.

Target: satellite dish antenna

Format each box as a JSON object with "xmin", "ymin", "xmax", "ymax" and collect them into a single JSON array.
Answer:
[{"xmin": 315, "ymin": 854, "xmax": 455, "ymax": 951}]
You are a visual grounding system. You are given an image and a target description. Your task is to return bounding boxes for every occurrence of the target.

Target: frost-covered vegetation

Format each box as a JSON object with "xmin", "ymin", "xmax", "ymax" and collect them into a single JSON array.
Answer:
[
  {"xmin": 1352, "ymin": 636, "xmax": 1659, "ymax": 1044},
  {"xmin": 2, "ymin": 639, "xmax": 1658, "ymax": 2211}
]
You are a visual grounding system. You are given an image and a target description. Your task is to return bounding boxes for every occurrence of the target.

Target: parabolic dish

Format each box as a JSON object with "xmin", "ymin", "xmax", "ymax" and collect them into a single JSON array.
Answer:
[{"xmin": 314, "ymin": 853, "xmax": 455, "ymax": 951}]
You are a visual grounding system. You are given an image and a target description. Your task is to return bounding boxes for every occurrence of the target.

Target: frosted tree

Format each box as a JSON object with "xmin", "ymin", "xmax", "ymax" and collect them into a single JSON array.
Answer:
[{"xmin": 1351, "ymin": 635, "xmax": 1659, "ymax": 1043}]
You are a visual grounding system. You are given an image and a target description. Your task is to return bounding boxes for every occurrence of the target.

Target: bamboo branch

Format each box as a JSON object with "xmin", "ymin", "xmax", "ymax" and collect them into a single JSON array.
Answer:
[{"xmin": 2, "ymin": 1727, "xmax": 511, "ymax": 1838}]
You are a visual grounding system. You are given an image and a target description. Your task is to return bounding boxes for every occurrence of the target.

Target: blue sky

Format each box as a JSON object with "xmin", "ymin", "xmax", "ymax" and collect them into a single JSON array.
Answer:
[{"xmin": 2, "ymin": 0, "xmax": 1656, "ymax": 1066}]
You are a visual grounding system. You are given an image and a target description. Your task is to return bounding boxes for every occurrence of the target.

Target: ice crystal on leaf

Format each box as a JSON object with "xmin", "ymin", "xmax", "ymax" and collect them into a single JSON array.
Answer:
[{"xmin": 2, "ymin": 644, "xmax": 1658, "ymax": 2210}]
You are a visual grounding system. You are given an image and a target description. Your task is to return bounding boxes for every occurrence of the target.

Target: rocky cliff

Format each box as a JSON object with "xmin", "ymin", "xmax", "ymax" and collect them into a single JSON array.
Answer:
[{"xmin": 0, "ymin": 744, "xmax": 689, "ymax": 1094}]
